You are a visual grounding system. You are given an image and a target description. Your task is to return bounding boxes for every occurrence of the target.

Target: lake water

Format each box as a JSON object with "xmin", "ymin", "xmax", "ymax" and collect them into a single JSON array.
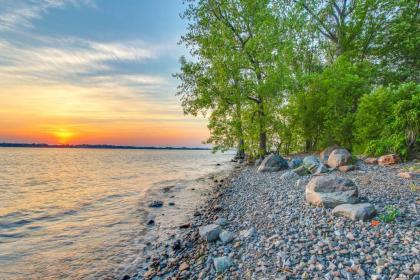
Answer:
[{"xmin": 0, "ymin": 148, "xmax": 233, "ymax": 279}]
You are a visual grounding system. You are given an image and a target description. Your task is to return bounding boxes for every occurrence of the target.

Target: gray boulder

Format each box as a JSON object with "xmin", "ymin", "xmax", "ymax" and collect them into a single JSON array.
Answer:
[
  {"xmin": 219, "ymin": 230, "xmax": 235, "ymax": 244},
  {"xmin": 319, "ymin": 145, "xmax": 340, "ymax": 163},
  {"xmin": 288, "ymin": 158, "xmax": 303, "ymax": 169},
  {"xmin": 213, "ymin": 256, "xmax": 233, "ymax": 272},
  {"xmin": 305, "ymin": 175, "xmax": 359, "ymax": 208},
  {"xmin": 257, "ymin": 154, "xmax": 288, "ymax": 172},
  {"xmin": 198, "ymin": 224, "xmax": 221, "ymax": 242},
  {"xmin": 293, "ymin": 165, "xmax": 309, "ymax": 176},
  {"xmin": 332, "ymin": 203, "xmax": 377, "ymax": 221},
  {"xmin": 328, "ymin": 148, "xmax": 352, "ymax": 168},
  {"xmin": 303, "ymin": 156, "xmax": 328, "ymax": 174}
]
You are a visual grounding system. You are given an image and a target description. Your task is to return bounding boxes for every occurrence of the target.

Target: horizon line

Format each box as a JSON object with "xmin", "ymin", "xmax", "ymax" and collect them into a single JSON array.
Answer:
[{"xmin": 0, "ymin": 142, "xmax": 211, "ymax": 151}]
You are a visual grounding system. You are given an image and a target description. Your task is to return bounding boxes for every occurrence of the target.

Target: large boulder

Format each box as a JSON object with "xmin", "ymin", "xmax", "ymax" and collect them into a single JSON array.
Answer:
[
  {"xmin": 378, "ymin": 154, "xmax": 400, "ymax": 166},
  {"xmin": 332, "ymin": 203, "xmax": 377, "ymax": 221},
  {"xmin": 305, "ymin": 175, "xmax": 359, "ymax": 208},
  {"xmin": 327, "ymin": 148, "xmax": 352, "ymax": 168},
  {"xmin": 257, "ymin": 154, "xmax": 288, "ymax": 172},
  {"xmin": 198, "ymin": 224, "xmax": 221, "ymax": 242},
  {"xmin": 320, "ymin": 145, "xmax": 340, "ymax": 163},
  {"xmin": 303, "ymin": 156, "xmax": 328, "ymax": 174}
]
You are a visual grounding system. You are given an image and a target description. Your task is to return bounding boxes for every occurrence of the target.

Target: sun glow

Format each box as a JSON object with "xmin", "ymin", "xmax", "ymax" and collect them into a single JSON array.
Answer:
[{"xmin": 54, "ymin": 129, "xmax": 74, "ymax": 144}]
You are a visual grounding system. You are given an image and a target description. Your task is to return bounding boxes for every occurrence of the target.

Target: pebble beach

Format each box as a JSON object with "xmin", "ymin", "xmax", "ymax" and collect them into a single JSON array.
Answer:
[{"xmin": 135, "ymin": 156, "xmax": 419, "ymax": 280}]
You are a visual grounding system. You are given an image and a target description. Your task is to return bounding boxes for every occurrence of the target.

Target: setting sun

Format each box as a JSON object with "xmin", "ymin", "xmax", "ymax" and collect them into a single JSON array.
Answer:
[{"xmin": 54, "ymin": 129, "xmax": 74, "ymax": 144}]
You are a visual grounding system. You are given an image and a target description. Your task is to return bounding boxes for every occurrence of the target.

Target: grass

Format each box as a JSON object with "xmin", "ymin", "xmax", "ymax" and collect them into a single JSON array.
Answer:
[{"xmin": 379, "ymin": 205, "xmax": 400, "ymax": 223}]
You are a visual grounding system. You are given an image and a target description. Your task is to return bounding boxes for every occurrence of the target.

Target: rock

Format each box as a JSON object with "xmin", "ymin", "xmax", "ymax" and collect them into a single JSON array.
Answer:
[
  {"xmin": 219, "ymin": 230, "xmax": 235, "ymax": 244},
  {"xmin": 288, "ymin": 158, "xmax": 303, "ymax": 169},
  {"xmin": 215, "ymin": 217, "xmax": 228, "ymax": 226},
  {"xmin": 378, "ymin": 154, "xmax": 400, "ymax": 166},
  {"xmin": 198, "ymin": 224, "xmax": 221, "ymax": 242},
  {"xmin": 320, "ymin": 145, "xmax": 341, "ymax": 163},
  {"xmin": 172, "ymin": 239, "xmax": 182, "ymax": 250},
  {"xmin": 364, "ymin": 157, "xmax": 378, "ymax": 164},
  {"xmin": 179, "ymin": 262, "xmax": 189, "ymax": 271},
  {"xmin": 305, "ymin": 175, "xmax": 359, "ymax": 208},
  {"xmin": 242, "ymin": 228, "xmax": 256, "ymax": 239},
  {"xmin": 257, "ymin": 154, "xmax": 288, "ymax": 172},
  {"xmin": 293, "ymin": 165, "xmax": 309, "ymax": 176},
  {"xmin": 146, "ymin": 213, "xmax": 155, "ymax": 225},
  {"xmin": 280, "ymin": 171, "xmax": 299, "ymax": 180},
  {"xmin": 314, "ymin": 163, "xmax": 329, "ymax": 175},
  {"xmin": 302, "ymin": 155, "xmax": 328, "ymax": 174},
  {"xmin": 148, "ymin": 200, "xmax": 163, "ymax": 208},
  {"xmin": 338, "ymin": 165, "xmax": 356, "ymax": 172},
  {"xmin": 398, "ymin": 172, "xmax": 419, "ymax": 179},
  {"xmin": 213, "ymin": 256, "xmax": 233, "ymax": 272},
  {"xmin": 303, "ymin": 156, "xmax": 321, "ymax": 174},
  {"xmin": 332, "ymin": 203, "xmax": 377, "ymax": 221},
  {"xmin": 327, "ymin": 148, "xmax": 352, "ymax": 168}
]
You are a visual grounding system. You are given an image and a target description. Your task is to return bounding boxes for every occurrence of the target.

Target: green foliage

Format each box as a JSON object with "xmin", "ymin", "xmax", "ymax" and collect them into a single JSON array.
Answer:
[
  {"xmin": 355, "ymin": 82, "xmax": 420, "ymax": 158},
  {"xmin": 379, "ymin": 206, "xmax": 400, "ymax": 223},
  {"xmin": 176, "ymin": 0, "xmax": 419, "ymax": 159}
]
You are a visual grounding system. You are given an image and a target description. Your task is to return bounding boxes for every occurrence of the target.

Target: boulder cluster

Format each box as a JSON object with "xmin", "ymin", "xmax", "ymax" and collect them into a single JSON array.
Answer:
[{"xmin": 255, "ymin": 146, "xmax": 394, "ymax": 222}]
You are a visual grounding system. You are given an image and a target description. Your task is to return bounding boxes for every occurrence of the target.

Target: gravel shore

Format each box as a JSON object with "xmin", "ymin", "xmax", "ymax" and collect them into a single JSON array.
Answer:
[{"xmin": 134, "ymin": 160, "xmax": 419, "ymax": 280}]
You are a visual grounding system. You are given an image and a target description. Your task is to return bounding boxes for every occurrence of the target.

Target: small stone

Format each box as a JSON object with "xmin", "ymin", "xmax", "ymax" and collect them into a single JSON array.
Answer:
[
  {"xmin": 213, "ymin": 256, "xmax": 233, "ymax": 272},
  {"xmin": 179, "ymin": 262, "xmax": 189, "ymax": 271},
  {"xmin": 172, "ymin": 239, "xmax": 181, "ymax": 250},
  {"xmin": 280, "ymin": 171, "xmax": 299, "ymax": 180},
  {"xmin": 240, "ymin": 227, "xmax": 256, "ymax": 239},
  {"xmin": 378, "ymin": 154, "xmax": 400, "ymax": 166},
  {"xmin": 215, "ymin": 217, "xmax": 228, "ymax": 226},
  {"xmin": 148, "ymin": 200, "xmax": 163, "ymax": 208},
  {"xmin": 219, "ymin": 230, "xmax": 235, "ymax": 244},
  {"xmin": 198, "ymin": 224, "xmax": 221, "ymax": 242},
  {"xmin": 398, "ymin": 172, "xmax": 419, "ymax": 179}
]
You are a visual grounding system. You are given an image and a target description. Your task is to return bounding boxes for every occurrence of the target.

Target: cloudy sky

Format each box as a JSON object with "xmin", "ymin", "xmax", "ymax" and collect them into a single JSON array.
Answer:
[{"xmin": 0, "ymin": 0, "xmax": 208, "ymax": 147}]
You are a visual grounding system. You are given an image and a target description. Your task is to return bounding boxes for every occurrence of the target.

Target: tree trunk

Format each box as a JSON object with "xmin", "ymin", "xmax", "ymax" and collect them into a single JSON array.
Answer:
[{"xmin": 258, "ymin": 100, "xmax": 267, "ymax": 157}]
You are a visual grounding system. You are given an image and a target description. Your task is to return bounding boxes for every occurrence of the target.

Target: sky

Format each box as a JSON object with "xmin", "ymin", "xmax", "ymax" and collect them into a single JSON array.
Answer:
[{"xmin": 0, "ymin": 0, "xmax": 209, "ymax": 147}]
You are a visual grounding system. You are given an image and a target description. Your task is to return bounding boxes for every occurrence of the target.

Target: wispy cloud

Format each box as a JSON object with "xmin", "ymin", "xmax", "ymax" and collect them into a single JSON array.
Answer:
[
  {"xmin": 0, "ymin": 37, "xmax": 166, "ymax": 88},
  {"xmin": 0, "ymin": 0, "xmax": 95, "ymax": 31}
]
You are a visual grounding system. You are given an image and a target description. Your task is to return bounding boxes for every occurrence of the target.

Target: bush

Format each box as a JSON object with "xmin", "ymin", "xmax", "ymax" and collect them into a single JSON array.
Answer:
[{"xmin": 355, "ymin": 82, "xmax": 420, "ymax": 158}]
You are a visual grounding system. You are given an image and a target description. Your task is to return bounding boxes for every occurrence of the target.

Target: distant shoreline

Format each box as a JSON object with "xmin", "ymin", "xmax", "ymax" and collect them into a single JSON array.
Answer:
[{"xmin": 0, "ymin": 142, "xmax": 210, "ymax": 151}]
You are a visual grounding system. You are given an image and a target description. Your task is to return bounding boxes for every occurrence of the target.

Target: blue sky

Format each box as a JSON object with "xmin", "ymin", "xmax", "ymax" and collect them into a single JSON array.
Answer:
[{"xmin": 0, "ymin": 0, "xmax": 209, "ymax": 146}]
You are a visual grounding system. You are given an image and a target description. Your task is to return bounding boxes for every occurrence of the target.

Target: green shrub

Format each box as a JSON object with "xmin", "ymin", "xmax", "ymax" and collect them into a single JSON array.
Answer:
[
  {"xmin": 355, "ymin": 82, "xmax": 420, "ymax": 158},
  {"xmin": 379, "ymin": 206, "xmax": 400, "ymax": 223}
]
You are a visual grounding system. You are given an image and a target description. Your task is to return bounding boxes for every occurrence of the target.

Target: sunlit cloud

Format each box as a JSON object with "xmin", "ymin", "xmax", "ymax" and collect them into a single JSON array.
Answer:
[{"xmin": 0, "ymin": 1, "xmax": 208, "ymax": 146}]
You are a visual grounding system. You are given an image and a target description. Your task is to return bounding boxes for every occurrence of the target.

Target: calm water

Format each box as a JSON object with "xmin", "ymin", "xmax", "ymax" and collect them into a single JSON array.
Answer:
[{"xmin": 0, "ymin": 148, "xmax": 232, "ymax": 279}]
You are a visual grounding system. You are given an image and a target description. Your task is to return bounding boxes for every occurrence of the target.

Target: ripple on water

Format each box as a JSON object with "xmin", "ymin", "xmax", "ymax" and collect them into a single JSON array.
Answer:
[{"xmin": 0, "ymin": 148, "xmax": 233, "ymax": 280}]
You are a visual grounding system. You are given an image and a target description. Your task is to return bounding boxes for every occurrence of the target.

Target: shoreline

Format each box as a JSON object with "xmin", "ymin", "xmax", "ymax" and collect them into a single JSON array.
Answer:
[
  {"xmin": 123, "ymin": 160, "xmax": 239, "ymax": 279},
  {"xmin": 131, "ymin": 158, "xmax": 419, "ymax": 280}
]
